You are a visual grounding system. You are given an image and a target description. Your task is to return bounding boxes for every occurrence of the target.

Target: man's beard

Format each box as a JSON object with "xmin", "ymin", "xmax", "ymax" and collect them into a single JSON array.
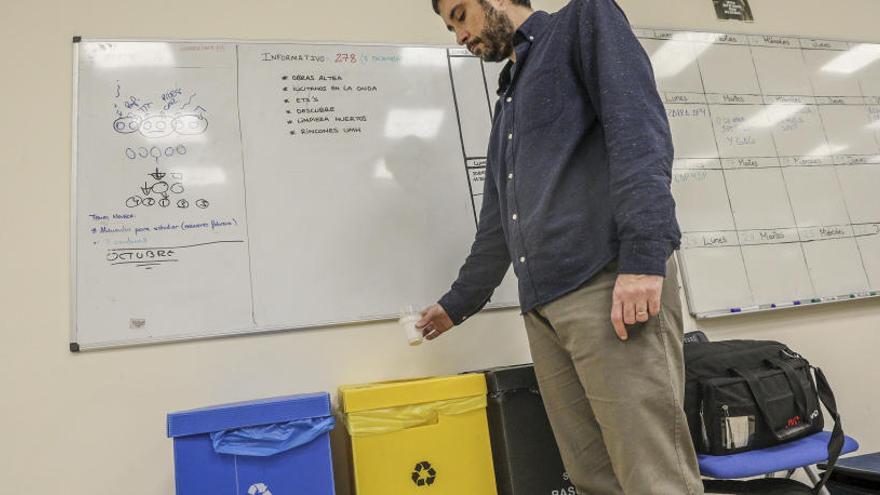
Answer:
[{"xmin": 469, "ymin": 0, "xmax": 516, "ymax": 62}]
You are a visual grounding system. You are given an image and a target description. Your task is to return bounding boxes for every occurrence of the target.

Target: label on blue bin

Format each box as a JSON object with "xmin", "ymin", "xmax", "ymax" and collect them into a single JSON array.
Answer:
[{"xmin": 248, "ymin": 482, "xmax": 272, "ymax": 495}]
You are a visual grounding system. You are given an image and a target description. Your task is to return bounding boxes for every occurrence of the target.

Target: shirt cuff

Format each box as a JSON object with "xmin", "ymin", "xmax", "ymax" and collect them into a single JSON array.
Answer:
[
  {"xmin": 438, "ymin": 291, "xmax": 467, "ymax": 326},
  {"xmin": 617, "ymin": 240, "xmax": 675, "ymax": 276},
  {"xmin": 438, "ymin": 290, "xmax": 482, "ymax": 326}
]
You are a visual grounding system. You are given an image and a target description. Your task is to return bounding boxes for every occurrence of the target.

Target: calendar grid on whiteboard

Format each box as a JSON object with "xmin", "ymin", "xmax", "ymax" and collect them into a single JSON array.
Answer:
[{"xmin": 641, "ymin": 29, "xmax": 880, "ymax": 317}]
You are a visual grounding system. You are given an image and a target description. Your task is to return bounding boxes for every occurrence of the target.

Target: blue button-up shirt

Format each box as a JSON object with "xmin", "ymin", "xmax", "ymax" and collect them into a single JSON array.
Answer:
[{"xmin": 439, "ymin": 0, "xmax": 680, "ymax": 325}]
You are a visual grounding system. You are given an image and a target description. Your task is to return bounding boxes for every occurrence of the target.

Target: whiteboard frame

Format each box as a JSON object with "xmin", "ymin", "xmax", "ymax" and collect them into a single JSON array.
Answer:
[{"xmin": 70, "ymin": 39, "xmax": 81, "ymax": 351}]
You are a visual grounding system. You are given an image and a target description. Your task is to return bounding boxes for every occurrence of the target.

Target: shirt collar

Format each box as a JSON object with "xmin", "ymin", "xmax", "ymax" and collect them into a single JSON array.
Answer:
[
  {"xmin": 496, "ymin": 11, "xmax": 550, "ymax": 96},
  {"xmin": 515, "ymin": 10, "xmax": 550, "ymax": 44}
]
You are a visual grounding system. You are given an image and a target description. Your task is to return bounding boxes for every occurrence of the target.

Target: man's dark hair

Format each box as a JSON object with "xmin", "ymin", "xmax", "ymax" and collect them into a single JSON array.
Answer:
[{"xmin": 432, "ymin": 0, "xmax": 532, "ymax": 15}]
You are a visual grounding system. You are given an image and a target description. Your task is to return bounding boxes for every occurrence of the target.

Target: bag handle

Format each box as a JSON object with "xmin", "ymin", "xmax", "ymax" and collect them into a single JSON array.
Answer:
[
  {"xmin": 765, "ymin": 357, "xmax": 809, "ymax": 421},
  {"xmin": 728, "ymin": 367, "xmax": 811, "ymax": 441},
  {"xmin": 732, "ymin": 365, "xmax": 844, "ymax": 494},
  {"xmin": 766, "ymin": 358, "xmax": 844, "ymax": 494}
]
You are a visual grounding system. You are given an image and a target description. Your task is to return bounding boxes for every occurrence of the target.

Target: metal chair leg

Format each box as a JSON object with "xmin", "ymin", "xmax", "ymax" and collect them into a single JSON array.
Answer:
[{"xmin": 803, "ymin": 465, "xmax": 831, "ymax": 495}]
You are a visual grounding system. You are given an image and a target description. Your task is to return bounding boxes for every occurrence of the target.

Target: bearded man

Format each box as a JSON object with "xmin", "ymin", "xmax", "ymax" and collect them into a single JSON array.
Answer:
[{"xmin": 416, "ymin": 0, "xmax": 705, "ymax": 493}]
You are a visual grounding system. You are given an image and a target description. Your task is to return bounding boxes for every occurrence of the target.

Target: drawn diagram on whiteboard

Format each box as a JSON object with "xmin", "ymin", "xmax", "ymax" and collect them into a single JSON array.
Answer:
[
  {"xmin": 125, "ymin": 144, "xmax": 187, "ymax": 164},
  {"xmin": 125, "ymin": 167, "xmax": 210, "ymax": 209},
  {"xmin": 112, "ymin": 82, "xmax": 209, "ymax": 138}
]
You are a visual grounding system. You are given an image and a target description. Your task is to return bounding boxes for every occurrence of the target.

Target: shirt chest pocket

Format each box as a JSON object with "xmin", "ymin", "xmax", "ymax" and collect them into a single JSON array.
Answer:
[{"xmin": 515, "ymin": 67, "xmax": 562, "ymax": 134}]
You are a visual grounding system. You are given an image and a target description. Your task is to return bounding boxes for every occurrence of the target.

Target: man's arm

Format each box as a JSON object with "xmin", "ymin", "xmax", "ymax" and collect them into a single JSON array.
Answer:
[
  {"xmin": 574, "ymin": 0, "xmax": 681, "ymax": 338},
  {"xmin": 419, "ymin": 167, "xmax": 511, "ymax": 338},
  {"xmin": 574, "ymin": 0, "xmax": 679, "ymax": 275}
]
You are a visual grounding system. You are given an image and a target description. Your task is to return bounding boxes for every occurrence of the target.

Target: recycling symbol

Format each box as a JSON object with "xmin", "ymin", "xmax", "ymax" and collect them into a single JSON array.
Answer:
[
  {"xmin": 247, "ymin": 482, "xmax": 272, "ymax": 495},
  {"xmin": 411, "ymin": 460, "xmax": 437, "ymax": 487}
]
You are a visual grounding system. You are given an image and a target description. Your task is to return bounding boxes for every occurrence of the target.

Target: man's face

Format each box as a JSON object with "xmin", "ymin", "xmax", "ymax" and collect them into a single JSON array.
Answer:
[{"xmin": 438, "ymin": 0, "xmax": 516, "ymax": 62}]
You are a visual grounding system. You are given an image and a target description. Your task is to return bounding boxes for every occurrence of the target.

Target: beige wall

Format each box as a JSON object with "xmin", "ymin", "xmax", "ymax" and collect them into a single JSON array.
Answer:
[{"xmin": 1, "ymin": 0, "xmax": 878, "ymax": 493}]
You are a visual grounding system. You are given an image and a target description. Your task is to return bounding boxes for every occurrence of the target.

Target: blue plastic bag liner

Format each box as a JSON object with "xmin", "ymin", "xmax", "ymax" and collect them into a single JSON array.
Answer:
[
  {"xmin": 211, "ymin": 416, "xmax": 336, "ymax": 456},
  {"xmin": 167, "ymin": 392, "xmax": 330, "ymax": 438}
]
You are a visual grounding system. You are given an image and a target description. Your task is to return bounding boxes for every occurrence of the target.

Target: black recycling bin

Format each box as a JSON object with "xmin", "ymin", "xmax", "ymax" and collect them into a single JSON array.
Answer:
[{"xmin": 474, "ymin": 364, "xmax": 575, "ymax": 495}]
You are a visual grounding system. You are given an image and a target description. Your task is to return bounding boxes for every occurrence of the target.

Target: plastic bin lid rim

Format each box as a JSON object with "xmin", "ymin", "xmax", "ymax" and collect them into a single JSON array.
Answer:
[
  {"xmin": 167, "ymin": 392, "xmax": 331, "ymax": 438},
  {"xmin": 339, "ymin": 374, "xmax": 487, "ymax": 413}
]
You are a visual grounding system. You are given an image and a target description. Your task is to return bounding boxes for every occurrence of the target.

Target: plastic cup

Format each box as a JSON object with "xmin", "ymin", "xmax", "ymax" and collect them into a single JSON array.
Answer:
[{"xmin": 399, "ymin": 305, "xmax": 423, "ymax": 346}]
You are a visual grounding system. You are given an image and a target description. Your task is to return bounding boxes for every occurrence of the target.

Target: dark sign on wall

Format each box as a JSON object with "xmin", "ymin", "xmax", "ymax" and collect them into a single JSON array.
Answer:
[{"xmin": 714, "ymin": 0, "xmax": 754, "ymax": 21}]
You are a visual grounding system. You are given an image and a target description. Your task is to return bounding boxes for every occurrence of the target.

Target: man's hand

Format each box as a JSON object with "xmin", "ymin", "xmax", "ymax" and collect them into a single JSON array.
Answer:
[
  {"xmin": 416, "ymin": 304, "xmax": 455, "ymax": 341},
  {"xmin": 611, "ymin": 274, "xmax": 664, "ymax": 341}
]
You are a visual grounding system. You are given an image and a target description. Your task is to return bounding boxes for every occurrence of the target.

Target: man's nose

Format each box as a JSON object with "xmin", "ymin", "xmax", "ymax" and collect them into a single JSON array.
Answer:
[{"xmin": 456, "ymin": 30, "xmax": 469, "ymax": 46}]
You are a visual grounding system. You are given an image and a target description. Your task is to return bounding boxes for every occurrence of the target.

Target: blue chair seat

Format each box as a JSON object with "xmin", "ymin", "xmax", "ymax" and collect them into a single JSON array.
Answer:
[{"xmin": 699, "ymin": 432, "xmax": 860, "ymax": 479}]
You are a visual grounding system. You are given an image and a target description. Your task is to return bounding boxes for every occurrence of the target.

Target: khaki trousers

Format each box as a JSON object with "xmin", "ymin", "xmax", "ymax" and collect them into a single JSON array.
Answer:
[{"xmin": 523, "ymin": 258, "xmax": 703, "ymax": 495}]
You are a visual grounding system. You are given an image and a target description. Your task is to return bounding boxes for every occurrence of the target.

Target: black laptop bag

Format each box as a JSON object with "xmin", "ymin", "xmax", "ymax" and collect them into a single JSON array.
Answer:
[{"xmin": 684, "ymin": 339, "xmax": 844, "ymax": 492}]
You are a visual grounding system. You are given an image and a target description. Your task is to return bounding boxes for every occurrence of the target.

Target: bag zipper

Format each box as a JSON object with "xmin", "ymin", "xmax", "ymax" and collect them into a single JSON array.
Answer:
[
  {"xmin": 780, "ymin": 348, "xmax": 803, "ymax": 360},
  {"xmin": 688, "ymin": 344, "xmax": 785, "ymax": 367}
]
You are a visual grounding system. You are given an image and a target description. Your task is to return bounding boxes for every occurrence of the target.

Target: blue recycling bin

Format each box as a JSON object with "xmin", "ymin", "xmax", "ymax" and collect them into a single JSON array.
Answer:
[{"xmin": 167, "ymin": 392, "xmax": 337, "ymax": 495}]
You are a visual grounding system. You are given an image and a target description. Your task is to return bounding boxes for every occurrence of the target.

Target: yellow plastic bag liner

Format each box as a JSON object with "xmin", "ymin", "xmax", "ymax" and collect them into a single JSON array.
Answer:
[{"xmin": 343, "ymin": 394, "xmax": 487, "ymax": 437}]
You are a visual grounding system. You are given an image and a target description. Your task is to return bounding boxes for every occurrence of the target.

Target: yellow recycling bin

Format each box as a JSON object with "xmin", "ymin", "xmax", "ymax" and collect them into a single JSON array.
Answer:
[{"xmin": 339, "ymin": 374, "xmax": 498, "ymax": 495}]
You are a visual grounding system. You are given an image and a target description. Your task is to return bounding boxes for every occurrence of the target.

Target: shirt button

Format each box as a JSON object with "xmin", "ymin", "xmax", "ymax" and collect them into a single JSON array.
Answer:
[
  {"xmin": 507, "ymin": 133, "xmax": 513, "ymax": 140},
  {"xmin": 508, "ymin": 173, "xmax": 513, "ymax": 180},
  {"xmin": 529, "ymin": 35, "xmax": 535, "ymax": 41},
  {"xmin": 512, "ymin": 214, "xmax": 518, "ymax": 220},
  {"xmin": 519, "ymin": 256, "xmax": 526, "ymax": 263},
  {"xmin": 506, "ymin": 96, "xmax": 512, "ymax": 103}
]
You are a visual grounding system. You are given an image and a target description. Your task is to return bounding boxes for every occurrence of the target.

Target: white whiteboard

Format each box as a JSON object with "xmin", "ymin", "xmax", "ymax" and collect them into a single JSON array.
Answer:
[
  {"xmin": 72, "ymin": 40, "xmax": 515, "ymax": 350},
  {"xmin": 635, "ymin": 29, "xmax": 880, "ymax": 317},
  {"xmin": 73, "ymin": 30, "xmax": 880, "ymax": 348}
]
